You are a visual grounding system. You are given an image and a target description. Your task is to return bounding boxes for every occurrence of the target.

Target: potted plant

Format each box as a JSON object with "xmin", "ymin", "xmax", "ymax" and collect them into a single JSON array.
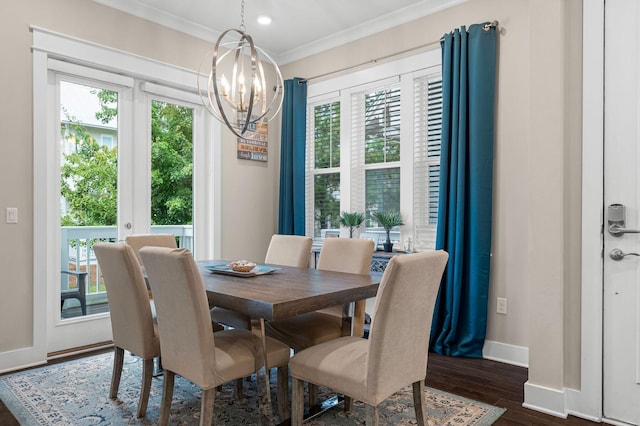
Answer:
[
  {"xmin": 372, "ymin": 210, "xmax": 404, "ymax": 252},
  {"xmin": 339, "ymin": 211, "xmax": 365, "ymax": 238}
]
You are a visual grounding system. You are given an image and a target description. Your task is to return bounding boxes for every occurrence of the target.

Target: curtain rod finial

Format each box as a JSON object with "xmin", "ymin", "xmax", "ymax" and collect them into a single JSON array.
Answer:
[{"xmin": 483, "ymin": 20, "xmax": 499, "ymax": 31}]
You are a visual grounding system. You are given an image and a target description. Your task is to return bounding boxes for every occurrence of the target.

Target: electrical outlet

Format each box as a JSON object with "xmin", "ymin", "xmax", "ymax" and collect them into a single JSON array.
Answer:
[{"xmin": 497, "ymin": 297, "xmax": 507, "ymax": 315}]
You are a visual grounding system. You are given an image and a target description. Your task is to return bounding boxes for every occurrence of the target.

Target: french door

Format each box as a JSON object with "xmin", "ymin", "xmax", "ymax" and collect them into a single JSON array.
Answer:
[
  {"xmin": 45, "ymin": 64, "xmax": 216, "ymax": 353},
  {"xmin": 603, "ymin": 0, "xmax": 640, "ymax": 423}
]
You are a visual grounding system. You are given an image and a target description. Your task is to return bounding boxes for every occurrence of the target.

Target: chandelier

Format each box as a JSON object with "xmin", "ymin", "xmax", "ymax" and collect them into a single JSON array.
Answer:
[{"xmin": 198, "ymin": 0, "xmax": 284, "ymax": 138}]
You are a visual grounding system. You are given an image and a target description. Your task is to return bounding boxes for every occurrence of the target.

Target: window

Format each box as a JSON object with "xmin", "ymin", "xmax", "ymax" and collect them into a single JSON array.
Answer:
[
  {"xmin": 413, "ymin": 75, "xmax": 443, "ymax": 248},
  {"xmin": 351, "ymin": 85, "xmax": 402, "ymax": 229},
  {"xmin": 307, "ymin": 100, "xmax": 341, "ymax": 238},
  {"xmin": 306, "ymin": 51, "xmax": 442, "ymax": 250},
  {"xmin": 101, "ymin": 134, "xmax": 114, "ymax": 149}
]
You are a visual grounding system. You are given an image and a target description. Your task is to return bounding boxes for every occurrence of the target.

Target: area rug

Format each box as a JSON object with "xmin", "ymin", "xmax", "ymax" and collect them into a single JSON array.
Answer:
[{"xmin": 0, "ymin": 352, "xmax": 505, "ymax": 425}]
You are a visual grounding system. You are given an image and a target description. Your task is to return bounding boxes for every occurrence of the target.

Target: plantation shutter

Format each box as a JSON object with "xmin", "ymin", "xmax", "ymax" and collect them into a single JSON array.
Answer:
[
  {"xmin": 413, "ymin": 74, "xmax": 442, "ymax": 249},
  {"xmin": 351, "ymin": 84, "xmax": 402, "ymax": 230}
]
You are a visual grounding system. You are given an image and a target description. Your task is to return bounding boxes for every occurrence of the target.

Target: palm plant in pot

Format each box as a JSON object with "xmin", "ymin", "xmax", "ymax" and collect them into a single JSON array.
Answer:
[
  {"xmin": 372, "ymin": 210, "xmax": 404, "ymax": 252},
  {"xmin": 339, "ymin": 211, "xmax": 365, "ymax": 238}
]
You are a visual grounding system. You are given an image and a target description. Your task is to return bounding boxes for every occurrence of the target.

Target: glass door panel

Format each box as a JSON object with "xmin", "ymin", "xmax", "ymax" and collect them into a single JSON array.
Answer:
[
  {"xmin": 150, "ymin": 100, "xmax": 194, "ymax": 252},
  {"xmin": 59, "ymin": 81, "xmax": 118, "ymax": 319}
]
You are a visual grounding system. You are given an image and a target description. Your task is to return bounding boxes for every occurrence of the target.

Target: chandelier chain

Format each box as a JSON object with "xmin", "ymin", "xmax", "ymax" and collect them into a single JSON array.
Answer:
[{"xmin": 239, "ymin": 0, "xmax": 246, "ymax": 32}]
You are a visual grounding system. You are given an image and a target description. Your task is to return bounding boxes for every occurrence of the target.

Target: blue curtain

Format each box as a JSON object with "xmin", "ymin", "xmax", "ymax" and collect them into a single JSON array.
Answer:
[
  {"xmin": 278, "ymin": 78, "xmax": 307, "ymax": 235},
  {"xmin": 430, "ymin": 23, "xmax": 497, "ymax": 358}
]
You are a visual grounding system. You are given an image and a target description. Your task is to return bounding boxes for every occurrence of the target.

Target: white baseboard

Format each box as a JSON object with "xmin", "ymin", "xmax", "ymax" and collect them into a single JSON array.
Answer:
[
  {"xmin": 482, "ymin": 340, "xmax": 529, "ymax": 367},
  {"xmin": 523, "ymin": 381, "xmax": 568, "ymax": 418},
  {"xmin": 0, "ymin": 346, "xmax": 47, "ymax": 374},
  {"xmin": 481, "ymin": 342, "xmax": 602, "ymax": 423}
]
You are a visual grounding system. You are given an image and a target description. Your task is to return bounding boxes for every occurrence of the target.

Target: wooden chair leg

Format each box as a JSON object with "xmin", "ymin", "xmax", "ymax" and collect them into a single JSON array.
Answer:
[
  {"xmin": 200, "ymin": 388, "xmax": 215, "ymax": 426},
  {"xmin": 308, "ymin": 383, "xmax": 319, "ymax": 409},
  {"xmin": 136, "ymin": 358, "xmax": 154, "ymax": 418},
  {"xmin": 158, "ymin": 370, "xmax": 175, "ymax": 426},
  {"xmin": 412, "ymin": 380, "xmax": 427, "ymax": 426},
  {"xmin": 235, "ymin": 378, "xmax": 243, "ymax": 401},
  {"xmin": 365, "ymin": 404, "xmax": 379, "ymax": 426},
  {"xmin": 344, "ymin": 395, "xmax": 353, "ymax": 412},
  {"xmin": 291, "ymin": 377, "xmax": 305, "ymax": 426},
  {"xmin": 276, "ymin": 365, "xmax": 290, "ymax": 421},
  {"xmin": 109, "ymin": 347, "xmax": 124, "ymax": 399}
]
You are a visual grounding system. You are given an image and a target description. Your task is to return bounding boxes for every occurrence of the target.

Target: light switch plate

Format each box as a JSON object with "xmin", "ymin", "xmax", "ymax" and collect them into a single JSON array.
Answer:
[{"xmin": 6, "ymin": 207, "xmax": 18, "ymax": 224}]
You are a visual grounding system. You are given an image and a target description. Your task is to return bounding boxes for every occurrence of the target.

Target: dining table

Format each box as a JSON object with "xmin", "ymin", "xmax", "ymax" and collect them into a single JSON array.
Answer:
[{"xmin": 197, "ymin": 259, "xmax": 381, "ymax": 425}]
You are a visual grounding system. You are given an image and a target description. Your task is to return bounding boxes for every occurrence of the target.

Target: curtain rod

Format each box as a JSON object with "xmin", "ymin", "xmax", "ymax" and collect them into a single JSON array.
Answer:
[{"xmin": 300, "ymin": 20, "xmax": 498, "ymax": 84}]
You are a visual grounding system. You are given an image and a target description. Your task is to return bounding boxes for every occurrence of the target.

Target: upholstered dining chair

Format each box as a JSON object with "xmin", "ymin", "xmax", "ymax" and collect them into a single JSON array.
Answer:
[
  {"xmin": 126, "ymin": 233, "xmax": 224, "ymax": 333},
  {"xmin": 265, "ymin": 237, "xmax": 375, "ymax": 351},
  {"xmin": 209, "ymin": 234, "xmax": 313, "ymax": 330},
  {"xmin": 265, "ymin": 237, "xmax": 374, "ymax": 408},
  {"xmin": 93, "ymin": 242, "xmax": 161, "ymax": 419},
  {"xmin": 289, "ymin": 250, "xmax": 448, "ymax": 426},
  {"xmin": 139, "ymin": 246, "xmax": 292, "ymax": 425},
  {"xmin": 125, "ymin": 233, "xmax": 177, "ymax": 265}
]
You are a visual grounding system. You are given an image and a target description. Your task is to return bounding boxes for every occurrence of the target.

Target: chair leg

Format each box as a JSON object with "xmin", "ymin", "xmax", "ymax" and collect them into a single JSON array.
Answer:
[
  {"xmin": 276, "ymin": 365, "xmax": 290, "ymax": 421},
  {"xmin": 158, "ymin": 370, "xmax": 175, "ymax": 426},
  {"xmin": 235, "ymin": 378, "xmax": 243, "ymax": 401},
  {"xmin": 308, "ymin": 383, "xmax": 319, "ymax": 409},
  {"xmin": 79, "ymin": 297, "xmax": 87, "ymax": 316},
  {"xmin": 344, "ymin": 395, "xmax": 353, "ymax": 412},
  {"xmin": 412, "ymin": 380, "xmax": 427, "ymax": 426},
  {"xmin": 136, "ymin": 358, "xmax": 154, "ymax": 418},
  {"xmin": 109, "ymin": 347, "xmax": 124, "ymax": 399},
  {"xmin": 365, "ymin": 404, "xmax": 379, "ymax": 426},
  {"xmin": 200, "ymin": 388, "xmax": 215, "ymax": 426},
  {"xmin": 291, "ymin": 377, "xmax": 305, "ymax": 426}
]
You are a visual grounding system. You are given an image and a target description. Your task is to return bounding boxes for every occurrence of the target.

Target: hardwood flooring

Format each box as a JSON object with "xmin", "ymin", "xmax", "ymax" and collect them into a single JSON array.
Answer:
[
  {"xmin": 425, "ymin": 353, "xmax": 597, "ymax": 425},
  {"xmin": 0, "ymin": 350, "xmax": 600, "ymax": 425}
]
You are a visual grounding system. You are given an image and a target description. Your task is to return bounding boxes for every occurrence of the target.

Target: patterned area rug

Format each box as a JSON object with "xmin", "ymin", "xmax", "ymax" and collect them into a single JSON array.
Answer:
[{"xmin": 0, "ymin": 352, "xmax": 505, "ymax": 425}]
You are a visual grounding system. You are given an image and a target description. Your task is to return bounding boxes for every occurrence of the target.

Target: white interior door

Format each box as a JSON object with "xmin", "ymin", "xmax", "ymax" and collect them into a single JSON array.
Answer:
[{"xmin": 603, "ymin": 0, "xmax": 640, "ymax": 423}]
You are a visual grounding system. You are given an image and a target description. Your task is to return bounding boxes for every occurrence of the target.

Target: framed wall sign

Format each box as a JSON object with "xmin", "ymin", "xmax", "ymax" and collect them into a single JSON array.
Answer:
[{"xmin": 237, "ymin": 122, "xmax": 268, "ymax": 162}]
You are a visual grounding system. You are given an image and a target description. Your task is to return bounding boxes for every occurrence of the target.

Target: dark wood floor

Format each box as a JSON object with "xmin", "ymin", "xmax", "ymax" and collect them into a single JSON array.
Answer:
[
  {"xmin": 425, "ymin": 354, "xmax": 597, "ymax": 425},
  {"xmin": 0, "ymin": 349, "xmax": 599, "ymax": 425}
]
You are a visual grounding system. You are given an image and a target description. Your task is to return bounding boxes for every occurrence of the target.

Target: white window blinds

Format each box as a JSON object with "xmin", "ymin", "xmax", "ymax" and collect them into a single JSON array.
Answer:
[
  {"xmin": 351, "ymin": 84, "xmax": 402, "ymax": 231},
  {"xmin": 413, "ymin": 74, "xmax": 442, "ymax": 250}
]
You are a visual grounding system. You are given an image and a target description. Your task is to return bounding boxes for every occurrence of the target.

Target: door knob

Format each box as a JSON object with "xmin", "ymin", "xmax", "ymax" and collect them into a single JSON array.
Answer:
[{"xmin": 609, "ymin": 248, "xmax": 640, "ymax": 261}]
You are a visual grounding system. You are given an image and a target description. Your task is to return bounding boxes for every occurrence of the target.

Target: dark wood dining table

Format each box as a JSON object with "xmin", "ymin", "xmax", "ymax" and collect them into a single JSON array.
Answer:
[{"xmin": 197, "ymin": 260, "xmax": 381, "ymax": 425}]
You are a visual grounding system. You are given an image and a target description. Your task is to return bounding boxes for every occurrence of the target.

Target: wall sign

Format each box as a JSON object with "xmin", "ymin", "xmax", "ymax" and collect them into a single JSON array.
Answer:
[{"xmin": 237, "ymin": 122, "xmax": 268, "ymax": 162}]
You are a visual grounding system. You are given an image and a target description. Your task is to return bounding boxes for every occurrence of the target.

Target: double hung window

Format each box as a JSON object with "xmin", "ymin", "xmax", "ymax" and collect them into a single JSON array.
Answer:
[{"xmin": 306, "ymin": 51, "xmax": 442, "ymax": 250}]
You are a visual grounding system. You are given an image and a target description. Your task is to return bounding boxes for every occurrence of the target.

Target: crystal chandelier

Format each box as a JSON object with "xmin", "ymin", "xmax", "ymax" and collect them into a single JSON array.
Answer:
[{"xmin": 198, "ymin": 0, "xmax": 284, "ymax": 138}]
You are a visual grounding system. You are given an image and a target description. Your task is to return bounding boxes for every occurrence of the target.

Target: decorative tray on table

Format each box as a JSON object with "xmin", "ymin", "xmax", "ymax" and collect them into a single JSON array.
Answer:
[{"xmin": 205, "ymin": 264, "xmax": 281, "ymax": 277}]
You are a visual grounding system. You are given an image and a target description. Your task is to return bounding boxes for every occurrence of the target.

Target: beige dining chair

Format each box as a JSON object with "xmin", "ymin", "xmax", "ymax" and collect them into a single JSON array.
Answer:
[
  {"xmin": 126, "ymin": 233, "xmax": 224, "ymax": 332},
  {"xmin": 125, "ymin": 233, "xmax": 177, "ymax": 265},
  {"xmin": 209, "ymin": 234, "xmax": 313, "ymax": 330},
  {"xmin": 93, "ymin": 242, "xmax": 161, "ymax": 419},
  {"xmin": 290, "ymin": 250, "xmax": 448, "ymax": 426},
  {"xmin": 125, "ymin": 233, "xmax": 177, "ymax": 300},
  {"xmin": 139, "ymin": 246, "xmax": 292, "ymax": 425},
  {"xmin": 265, "ymin": 237, "xmax": 375, "ymax": 351},
  {"xmin": 265, "ymin": 237, "xmax": 374, "ymax": 408}
]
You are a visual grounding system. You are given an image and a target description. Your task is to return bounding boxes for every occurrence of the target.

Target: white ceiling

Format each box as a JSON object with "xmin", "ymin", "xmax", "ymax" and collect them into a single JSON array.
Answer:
[{"xmin": 92, "ymin": 0, "xmax": 464, "ymax": 64}]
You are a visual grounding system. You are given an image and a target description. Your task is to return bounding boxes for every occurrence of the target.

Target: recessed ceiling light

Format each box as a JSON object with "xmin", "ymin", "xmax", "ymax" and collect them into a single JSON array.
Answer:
[{"xmin": 257, "ymin": 16, "xmax": 272, "ymax": 25}]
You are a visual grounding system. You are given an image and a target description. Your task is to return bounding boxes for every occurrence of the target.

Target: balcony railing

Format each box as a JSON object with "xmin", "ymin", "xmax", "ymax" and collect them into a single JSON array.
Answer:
[{"xmin": 60, "ymin": 225, "xmax": 193, "ymax": 301}]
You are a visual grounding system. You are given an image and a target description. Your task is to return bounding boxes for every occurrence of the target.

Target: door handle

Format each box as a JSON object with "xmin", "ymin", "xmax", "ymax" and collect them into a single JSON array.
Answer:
[
  {"xmin": 609, "ymin": 224, "xmax": 640, "ymax": 237},
  {"xmin": 609, "ymin": 248, "xmax": 640, "ymax": 261}
]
